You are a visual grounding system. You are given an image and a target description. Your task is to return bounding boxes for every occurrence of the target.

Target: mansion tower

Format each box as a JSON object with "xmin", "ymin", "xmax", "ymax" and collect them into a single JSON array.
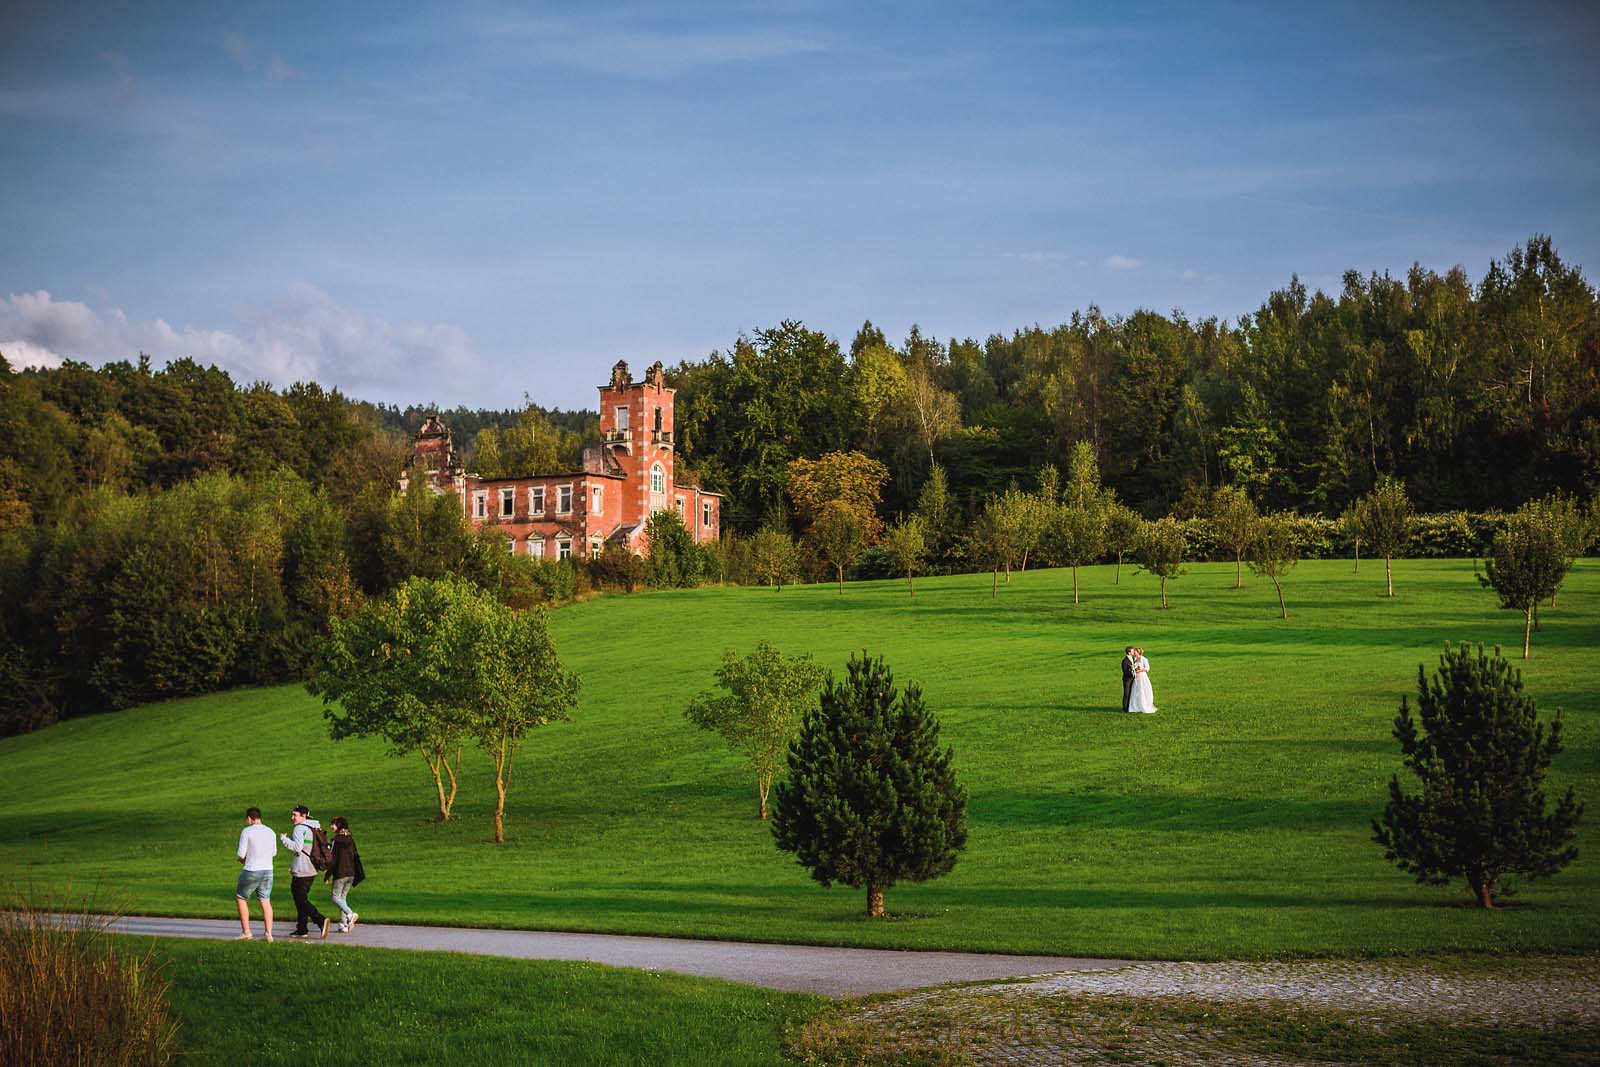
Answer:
[{"xmin": 402, "ymin": 360, "xmax": 721, "ymax": 559}]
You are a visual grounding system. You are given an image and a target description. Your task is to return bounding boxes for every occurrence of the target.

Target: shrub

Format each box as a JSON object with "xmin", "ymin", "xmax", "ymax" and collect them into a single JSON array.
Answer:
[{"xmin": 0, "ymin": 896, "xmax": 178, "ymax": 1066}]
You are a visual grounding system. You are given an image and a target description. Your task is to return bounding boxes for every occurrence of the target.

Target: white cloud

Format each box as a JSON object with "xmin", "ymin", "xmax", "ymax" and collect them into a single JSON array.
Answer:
[
  {"xmin": 0, "ymin": 339, "xmax": 63, "ymax": 370},
  {"xmin": 1104, "ymin": 254, "xmax": 1142, "ymax": 271},
  {"xmin": 0, "ymin": 287, "xmax": 482, "ymax": 398}
]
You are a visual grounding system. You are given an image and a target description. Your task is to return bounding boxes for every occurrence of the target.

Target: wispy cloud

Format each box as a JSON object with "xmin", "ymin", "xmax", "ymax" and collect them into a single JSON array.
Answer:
[
  {"xmin": 220, "ymin": 31, "xmax": 301, "ymax": 83},
  {"xmin": 1104, "ymin": 254, "xmax": 1141, "ymax": 271},
  {"xmin": 471, "ymin": 10, "xmax": 833, "ymax": 76},
  {"xmin": 1, "ymin": 287, "xmax": 482, "ymax": 397}
]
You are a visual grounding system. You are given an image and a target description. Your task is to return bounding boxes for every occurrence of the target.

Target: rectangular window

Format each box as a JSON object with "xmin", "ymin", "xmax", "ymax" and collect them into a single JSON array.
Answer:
[
  {"xmin": 674, "ymin": 496, "xmax": 685, "ymax": 514},
  {"xmin": 506, "ymin": 536, "xmax": 516, "ymax": 555},
  {"xmin": 557, "ymin": 537, "xmax": 572, "ymax": 560},
  {"xmin": 703, "ymin": 501, "xmax": 713, "ymax": 528},
  {"xmin": 472, "ymin": 491, "xmax": 487, "ymax": 519},
  {"xmin": 557, "ymin": 484, "xmax": 573, "ymax": 514},
  {"xmin": 528, "ymin": 537, "xmax": 544, "ymax": 559},
  {"xmin": 500, "ymin": 488, "xmax": 515, "ymax": 518},
  {"xmin": 615, "ymin": 406, "xmax": 629, "ymax": 431},
  {"xmin": 529, "ymin": 486, "xmax": 545, "ymax": 515},
  {"xmin": 590, "ymin": 539, "xmax": 603, "ymax": 558},
  {"xmin": 592, "ymin": 486, "xmax": 603, "ymax": 513}
]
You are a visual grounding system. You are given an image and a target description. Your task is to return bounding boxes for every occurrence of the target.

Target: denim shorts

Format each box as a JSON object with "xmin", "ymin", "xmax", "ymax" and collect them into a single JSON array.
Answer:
[{"xmin": 236, "ymin": 868, "xmax": 273, "ymax": 900}]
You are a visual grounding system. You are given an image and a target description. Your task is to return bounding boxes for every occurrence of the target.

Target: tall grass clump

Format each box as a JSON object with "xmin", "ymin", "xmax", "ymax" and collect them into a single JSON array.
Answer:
[{"xmin": 0, "ymin": 894, "xmax": 177, "ymax": 1066}]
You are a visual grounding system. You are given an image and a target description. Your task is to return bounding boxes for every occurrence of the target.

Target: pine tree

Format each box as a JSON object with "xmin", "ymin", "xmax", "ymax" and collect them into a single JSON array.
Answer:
[
  {"xmin": 771, "ymin": 652, "xmax": 968, "ymax": 918},
  {"xmin": 1372, "ymin": 643, "xmax": 1583, "ymax": 908}
]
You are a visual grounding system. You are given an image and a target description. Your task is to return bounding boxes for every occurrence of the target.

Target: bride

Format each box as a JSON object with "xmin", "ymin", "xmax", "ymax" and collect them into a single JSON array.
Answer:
[{"xmin": 1128, "ymin": 647, "xmax": 1157, "ymax": 713}]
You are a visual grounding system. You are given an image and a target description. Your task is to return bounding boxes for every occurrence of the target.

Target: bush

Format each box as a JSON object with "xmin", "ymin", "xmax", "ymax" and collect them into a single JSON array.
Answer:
[{"xmin": 0, "ymin": 897, "xmax": 177, "ymax": 1066}]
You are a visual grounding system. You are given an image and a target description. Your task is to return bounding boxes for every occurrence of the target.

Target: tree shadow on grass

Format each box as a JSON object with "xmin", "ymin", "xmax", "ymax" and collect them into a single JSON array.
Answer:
[{"xmin": 967, "ymin": 789, "xmax": 1376, "ymax": 833}]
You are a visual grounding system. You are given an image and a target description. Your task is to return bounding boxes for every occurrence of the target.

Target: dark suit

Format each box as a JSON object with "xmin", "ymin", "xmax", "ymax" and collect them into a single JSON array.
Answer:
[{"xmin": 1121, "ymin": 654, "xmax": 1135, "ymax": 712}]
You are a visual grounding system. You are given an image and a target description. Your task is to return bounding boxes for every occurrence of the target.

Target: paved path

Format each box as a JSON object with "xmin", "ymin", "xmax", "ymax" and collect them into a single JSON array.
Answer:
[{"xmin": 99, "ymin": 914, "xmax": 1129, "ymax": 998}]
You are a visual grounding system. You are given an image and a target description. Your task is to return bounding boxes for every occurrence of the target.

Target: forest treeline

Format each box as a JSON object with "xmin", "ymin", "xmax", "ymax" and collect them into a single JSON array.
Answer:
[
  {"xmin": 671, "ymin": 235, "xmax": 1598, "ymax": 529},
  {"xmin": 0, "ymin": 234, "xmax": 1595, "ymax": 733}
]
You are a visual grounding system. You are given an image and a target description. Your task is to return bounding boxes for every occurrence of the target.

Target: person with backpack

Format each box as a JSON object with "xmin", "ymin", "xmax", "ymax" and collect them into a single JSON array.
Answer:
[
  {"xmin": 323, "ymin": 816, "xmax": 365, "ymax": 932},
  {"xmin": 280, "ymin": 804, "xmax": 332, "ymax": 938}
]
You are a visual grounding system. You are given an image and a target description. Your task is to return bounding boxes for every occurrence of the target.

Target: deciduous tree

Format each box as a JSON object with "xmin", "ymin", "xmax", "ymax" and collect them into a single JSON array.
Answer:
[
  {"xmin": 685, "ymin": 642, "xmax": 826, "ymax": 819},
  {"xmin": 750, "ymin": 525, "xmax": 800, "ymax": 590},
  {"xmin": 1354, "ymin": 476, "xmax": 1412, "ymax": 597},
  {"xmin": 1247, "ymin": 512, "xmax": 1299, "ymax": 619},
  {"xmin": 883, "ymin": 516, "xmax": 928, "ymax": 596},
  {"xmin": 461, "ymin": 594, "xmax": 580, "ymax": 843},
  {"xmin": 309, "ymin": 577, "xmax": 475, "ymax": 821},
  {"xmin": 1478, "ymin": 507, "xmax": 1571, "ymax": 658},
  {"xmin": 1101, "ymin": 500, "xmax": 1142, "ymax": 584},
  {"xmin": 1136, "ymin": 516, "xmax": 1186, "ymax": 609},
  {"xmin": 1211, "ymin": 486, "xmax": 1259, "ymax": 589}
]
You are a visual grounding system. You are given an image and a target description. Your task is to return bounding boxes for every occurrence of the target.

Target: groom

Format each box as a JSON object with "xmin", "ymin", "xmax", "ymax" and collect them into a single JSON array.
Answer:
[{"xmin": 1121, "ymin": 647, "xmax": 1135, "ymax": 712}]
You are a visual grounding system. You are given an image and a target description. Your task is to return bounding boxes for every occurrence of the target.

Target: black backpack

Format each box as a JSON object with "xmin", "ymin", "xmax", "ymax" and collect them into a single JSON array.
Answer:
[{"xmin": 306, "ymin": 824, "xmax": 333, "ymax": 872}]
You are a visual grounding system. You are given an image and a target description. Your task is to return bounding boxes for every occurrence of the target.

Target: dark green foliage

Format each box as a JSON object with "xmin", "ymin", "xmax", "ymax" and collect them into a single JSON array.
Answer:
[
  {"xmin": 644, "ymin": 509, "xmax": 705, "ymax": 588},
  {"xmin": 1373, "ymin": 643, "xmax": 1584, "ymax": 908},
  {"xmin": 771, "ymin": 652, "xmax": 967, "ymax": 917}
]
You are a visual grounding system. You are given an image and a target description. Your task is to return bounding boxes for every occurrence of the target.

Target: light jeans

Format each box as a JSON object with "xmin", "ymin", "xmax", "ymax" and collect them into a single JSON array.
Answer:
[{"xmin": 329, "ymin": 877, "xmax": 356, "ymax": 924}]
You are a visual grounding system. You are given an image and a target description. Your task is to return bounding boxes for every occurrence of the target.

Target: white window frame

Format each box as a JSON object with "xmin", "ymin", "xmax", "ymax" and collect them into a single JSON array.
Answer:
[
  {"xmin": 650, "ymin": 463, "xmax": 665, "ymax": 495},
  {"xmin": 506, "ymin": 535, "xmax": 516, "ymax": 555},
  {"xmin": 590, "ymin": 538, "xmax": 604, "ymax": 557},
  {"xmin": 528, "ymin": 536, "xmax": 545, "ymax": 559},
  {"xmin": 592, "ymin": 485, "xmax": 603, "ymax": 513},
  {"xmin": 557, "ymin": 537, "xmax": 572, "ymax": 560},
  {"xmin": 472, "ymin": 490, "xmax": 487, "ymax": 519},
  {"xmin": 529, "ymin": 485, "xmax": 545, "ymax": 515},
  {"xmin": 703, "ymin": 500, "xmax": 713, "ymax": 528},
  {"xmin": 557, "ymin": 483, "xmax": 573, "ymax": 515},
  {"xmin": 614, "ymin": 405, "xmax": 629, "ymax": 431},
  {"xmin": 500, "ymin": 487, "xmax": 515, "ymax": 518},
  {"xmin": 674, "ymin": 495, "xmax": 684, "ymax": 514}
]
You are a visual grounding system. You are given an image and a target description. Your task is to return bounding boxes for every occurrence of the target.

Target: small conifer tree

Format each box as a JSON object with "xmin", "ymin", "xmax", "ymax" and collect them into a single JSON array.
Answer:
[
  {"xmin": 772, "ymin": 652, "xmax": 968, "ymax": 918},
  {"xmin": 1372, "ymin": 643, "xmax": 1583, "ymax": 909}
]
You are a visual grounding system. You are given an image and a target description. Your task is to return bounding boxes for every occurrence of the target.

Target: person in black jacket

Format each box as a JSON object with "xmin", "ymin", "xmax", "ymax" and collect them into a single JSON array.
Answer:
[
  {"xmin": 324, "ymin": 816, "xmax": 366, "ymax": 932},
  {"xmin": 1121, "ymin": 647, "xmax": 1136, "ymax": 712}
]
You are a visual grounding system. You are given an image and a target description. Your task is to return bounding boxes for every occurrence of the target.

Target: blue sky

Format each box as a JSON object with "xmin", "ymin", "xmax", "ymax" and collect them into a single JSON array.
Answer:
[{"xmin": 3, "ymin": 2, "xmax": 1597, "ymax": 409}]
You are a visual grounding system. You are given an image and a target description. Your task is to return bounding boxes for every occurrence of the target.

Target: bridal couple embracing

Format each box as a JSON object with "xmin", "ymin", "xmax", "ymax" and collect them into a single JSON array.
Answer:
[{"xmin": 1121, "ymin": 646, "xmax": 1156, "ymax": 713}]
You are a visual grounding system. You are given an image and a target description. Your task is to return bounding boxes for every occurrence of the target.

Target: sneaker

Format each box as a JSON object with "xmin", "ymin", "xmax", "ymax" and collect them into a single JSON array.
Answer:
[
  {"xmin": 337, "ymin": 922, "xmax": 349, "ymax": 933},
  {"xmin": 264, "ymin": 934, "xmax": 274, "ymax": 942},
  {"xmin": 288, "ymin": 930, "xmax": 309, "ymax": 938},
  {"xmin": 234, "ymin": 932, "xmax": 253, "ymax": 941},
  {"xmin": 320, "ymin": 917, "xmax": 332, "ymax": 939},
  {"xmin": 347, "ymin": 913, "xmax": 358, "ymax": 931}
]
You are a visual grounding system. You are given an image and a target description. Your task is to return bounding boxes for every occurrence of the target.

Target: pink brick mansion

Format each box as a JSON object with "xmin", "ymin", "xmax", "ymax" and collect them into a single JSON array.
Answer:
[{"xmin": 401, "ymin": 360, "xmax": 721, "ymax": 559}]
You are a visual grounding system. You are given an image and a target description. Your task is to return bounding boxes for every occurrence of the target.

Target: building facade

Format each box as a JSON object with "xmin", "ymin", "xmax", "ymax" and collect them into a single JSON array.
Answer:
[{"xmin": 401, "ymin": 360, "xmax": 721, "ymax": 559}]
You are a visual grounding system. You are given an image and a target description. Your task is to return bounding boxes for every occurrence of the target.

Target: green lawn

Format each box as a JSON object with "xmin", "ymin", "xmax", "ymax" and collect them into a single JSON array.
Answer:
[
  {"xmin": 136, "ymin": 936, "xmax": 820, "ymax": 1066},
  {"xmin": 4, "ymin": 559, "xmax": 1596, "ymax": 958}
]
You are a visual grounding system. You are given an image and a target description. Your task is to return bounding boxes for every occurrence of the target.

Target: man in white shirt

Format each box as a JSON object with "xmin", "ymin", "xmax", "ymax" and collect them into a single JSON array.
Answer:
[{"xmin": 235, "ymin": 807, "xmax": 277, "ymax": 941}]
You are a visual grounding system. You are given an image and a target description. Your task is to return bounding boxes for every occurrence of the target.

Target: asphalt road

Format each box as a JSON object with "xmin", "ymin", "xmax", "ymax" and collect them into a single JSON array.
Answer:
[{"xmin": 100, "ymin": 914, "xmax": 1130, "ymax": 998}]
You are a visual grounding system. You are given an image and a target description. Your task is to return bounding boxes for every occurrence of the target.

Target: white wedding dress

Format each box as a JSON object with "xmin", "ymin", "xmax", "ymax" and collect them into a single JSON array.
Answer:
[{"xmin": 1128, "ymin": 655, "xmax": 1157, "ymax": 713}]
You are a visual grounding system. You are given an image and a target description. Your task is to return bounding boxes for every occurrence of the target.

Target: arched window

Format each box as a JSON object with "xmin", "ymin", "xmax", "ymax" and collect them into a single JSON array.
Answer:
[{"xmin": 650, "ymin": 463, "xmax": 665, "ymax": 495}]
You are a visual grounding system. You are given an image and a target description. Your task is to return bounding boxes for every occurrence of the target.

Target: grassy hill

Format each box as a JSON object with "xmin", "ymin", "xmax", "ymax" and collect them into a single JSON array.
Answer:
[{"xmin": 3, "ymin": 559, "xmax": 1595, "ymax": 958}]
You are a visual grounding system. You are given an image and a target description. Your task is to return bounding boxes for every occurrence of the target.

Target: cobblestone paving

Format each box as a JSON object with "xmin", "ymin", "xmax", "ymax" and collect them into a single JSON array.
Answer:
[
  {"xmin": 837, "ymin": 957, "xmax": 1600, "ymax": 1066},
  {"xmin": 1011, "ymin": 956, "xmax": 1600, "ymax": 1026}
]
